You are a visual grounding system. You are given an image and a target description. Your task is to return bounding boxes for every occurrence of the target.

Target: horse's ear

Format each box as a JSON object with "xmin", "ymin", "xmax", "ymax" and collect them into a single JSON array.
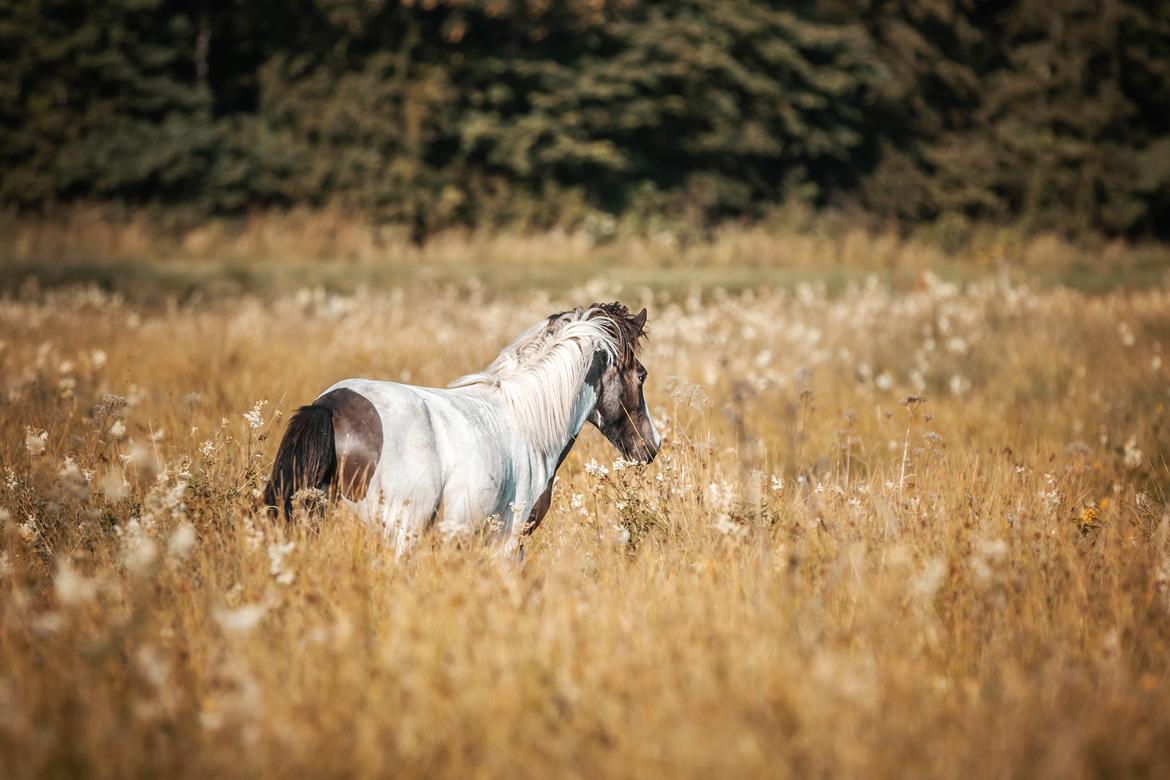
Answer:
[{"xmin": 632, "ymin": 307, "xmax": 648, "ymax": 333}]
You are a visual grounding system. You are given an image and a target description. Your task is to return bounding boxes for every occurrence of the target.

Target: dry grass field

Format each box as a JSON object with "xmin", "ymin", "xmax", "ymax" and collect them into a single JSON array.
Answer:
[{"xmin": 2, "ymin": 225, "xmax": 1170, "ymax": 778}]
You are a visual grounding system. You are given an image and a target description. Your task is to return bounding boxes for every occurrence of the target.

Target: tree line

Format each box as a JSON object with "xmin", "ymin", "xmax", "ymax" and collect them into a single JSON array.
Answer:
[{"xmin": 2, "ymin": 0, "xmax": 1168, "ymax": 239}]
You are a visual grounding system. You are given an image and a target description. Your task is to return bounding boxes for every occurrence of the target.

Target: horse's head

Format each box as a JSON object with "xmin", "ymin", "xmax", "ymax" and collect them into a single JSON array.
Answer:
[{"xmin": 586, "ymin": 304, "xmax": 661, "ymax": 463}]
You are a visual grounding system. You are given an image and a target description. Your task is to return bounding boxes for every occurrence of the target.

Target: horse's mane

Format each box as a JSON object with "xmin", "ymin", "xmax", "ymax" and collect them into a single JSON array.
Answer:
[{"xmin": 449, "ymin": 302, "xmax": 645, "ymax": 454}]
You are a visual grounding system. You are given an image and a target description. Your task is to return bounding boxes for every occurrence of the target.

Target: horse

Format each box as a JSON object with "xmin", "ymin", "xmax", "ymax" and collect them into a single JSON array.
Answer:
[{"xmin": 262, "ymin": 301, "xmax": 661, "ymax": 554}]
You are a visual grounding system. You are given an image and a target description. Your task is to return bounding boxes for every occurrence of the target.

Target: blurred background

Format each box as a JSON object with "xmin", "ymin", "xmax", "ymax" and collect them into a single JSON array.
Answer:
[{"xmin": 2, "ymin": 0, "xmax": 1168, "ymax": 250}]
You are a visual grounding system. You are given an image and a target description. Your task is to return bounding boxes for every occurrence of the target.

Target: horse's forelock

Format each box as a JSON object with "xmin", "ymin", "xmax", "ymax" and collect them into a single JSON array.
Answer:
[{"xmin": 585, "ymin": 302, "xmax": 646, "ymax": 367}]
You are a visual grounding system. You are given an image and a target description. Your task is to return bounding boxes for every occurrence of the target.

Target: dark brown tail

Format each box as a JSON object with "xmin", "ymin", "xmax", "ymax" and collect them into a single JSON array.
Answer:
[{"xmin": 263, "ymin": 404, "xmax": 337, "ymax": 519}]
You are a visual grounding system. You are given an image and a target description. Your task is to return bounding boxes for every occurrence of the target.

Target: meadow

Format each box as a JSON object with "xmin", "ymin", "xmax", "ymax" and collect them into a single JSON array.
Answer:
[{"xmin": 1, "ymin": 223, "xmax": 1170, "ymax": 778}]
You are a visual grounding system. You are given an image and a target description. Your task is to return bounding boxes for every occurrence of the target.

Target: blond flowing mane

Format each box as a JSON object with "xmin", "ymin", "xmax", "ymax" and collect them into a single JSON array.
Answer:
[{"xmin": 449, "ymin": 303, "xmax": 643, "ymax": 455}]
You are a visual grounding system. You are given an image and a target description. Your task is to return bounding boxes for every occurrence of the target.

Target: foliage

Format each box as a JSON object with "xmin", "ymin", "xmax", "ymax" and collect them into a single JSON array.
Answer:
[{"xmin": 2, "ymin": 0, "xmax": 1168, "ymax": 238}]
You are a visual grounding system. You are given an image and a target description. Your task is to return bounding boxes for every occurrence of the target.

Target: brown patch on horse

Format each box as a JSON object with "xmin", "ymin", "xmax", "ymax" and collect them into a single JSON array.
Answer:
[{"xmin": 315, "ymin": 388, "xmax": 383, "ymax": 501}]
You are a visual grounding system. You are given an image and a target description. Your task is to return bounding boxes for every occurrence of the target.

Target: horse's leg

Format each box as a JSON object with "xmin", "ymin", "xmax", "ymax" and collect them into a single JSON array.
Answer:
[
  {"xmin": 366, "ymin": 454, "xmax": 442, "ymax": 557},
  {"xmin": 523, "ymin": 477, "xmax": 555, "ymax": 535},
  {"xmin": 375, "ymin": 494, "xmax": 440, "ymax": 557}
]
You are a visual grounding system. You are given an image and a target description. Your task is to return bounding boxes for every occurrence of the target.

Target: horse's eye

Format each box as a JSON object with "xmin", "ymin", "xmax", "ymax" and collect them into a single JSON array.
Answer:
[{"xmin": 637, "ymin": 369, "xmax": 647, "ymax": 384}]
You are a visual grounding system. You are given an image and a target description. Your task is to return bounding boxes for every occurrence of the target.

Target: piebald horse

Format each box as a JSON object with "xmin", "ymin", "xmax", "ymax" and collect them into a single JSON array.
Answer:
[{"xmin": 263, "ymin": 302, "xmax": 660, "ymax": 554}]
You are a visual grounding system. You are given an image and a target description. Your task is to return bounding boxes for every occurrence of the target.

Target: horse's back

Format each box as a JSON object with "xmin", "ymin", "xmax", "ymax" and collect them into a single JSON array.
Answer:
[
  {"xmin": 320, "ymin": 378, "xmax": 501, "ymax": 452},
  {"xmin": 318, "ymin": 378, "xmax": 513, "ymax": 539},
  {"xmin": 318, "ymin": 379, "xmax": 444, "ymax": 535}
]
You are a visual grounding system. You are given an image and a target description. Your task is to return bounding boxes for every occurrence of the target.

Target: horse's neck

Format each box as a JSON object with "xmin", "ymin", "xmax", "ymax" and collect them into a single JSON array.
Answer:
[
  {"xmin": 550, "ymin": 379, "xmax": 597, "ymax": 471},
  {"xmin": 506, "ymin": 360, "xmax": 598, "ymax": 479},
  {"xmin": 461, "ymin": 337, "xmax": 605, "ymax": 483}
]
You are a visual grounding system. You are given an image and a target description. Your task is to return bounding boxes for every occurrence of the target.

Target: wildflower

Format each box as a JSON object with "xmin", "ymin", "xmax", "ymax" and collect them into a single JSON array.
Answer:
[
  {"xmin": 484, "ymin": 514, "xmax": 505, "ymax": 536},
  {"xmin": 1156, "ymin": 554, "xmax": 1170, "ymax": 613},
  {"xmin": 122, "ymin": 441, "xmax": 160, "ymax": 482},
  {"xmin": 90, "ymin": 349, "xmax": 107, "ymax": 370},
  {"xmin": 167, "ymin": 523, "xmax": 198, "ymax": 561},
  {"xmin": 1123, "ymin": 436, "xmax": 1143, "ymax": 470},
  {"xmin": 267, "ymin": 541, "xmax": 295, "ymax": 586},
  {"xmin": 611, "ymin": 457, "xmax": 635, "ymax": 473},
  {"xmin": 199, "ymin": 707, "xmax": 226, "ymax": 732},
  {"xmin": 1079, "ymin": 505, "xmax": 1101, "ymax": 533},
  {"xmin": 709, "ymin": 480, "xmax": 746, "ymax": 537},
  {"xmin": 584, "ymin": 459, "xmax": 609, "ymax": 478},
  {"xmin": 946, "ymin": 337, "xmax": 968, "ymax": 354},
  {"xmin": 949, "ymin": 374, "xmax": 971, "ymax": 396},
  {"xmin": 569, "ymin": 493, "xmax": 588, "ymax": 517},
  {"xmin": 713, "ymin": 514, "xmax": 748, "ymax": 538},
  {"xmin": 875, "ymin": 372, "xmax": 894, "ymax": 391},
  {"xmin": 290, "ymin": 487, "xmax": 327, "ymax": 516},
  {"xmin": 1038, "ymin": 474, "xmax": 1061, "ymax": 514},
  {"xmin": 669, "ymin": 381, "xmax": 710, "ymax": 409},
  {"xmin": 122, "ymin": 526, "xmax": 159, "ymax": 577},
  {"xmin": 135, "ymin": 646, "xmax": 169, "ymax": 689},
  {"xmin": 708, "ymin": 480, "xmax": 736, "ymax": 509},
  {"xmin": 912, "ymin": 558, "xmax": 948, "ymax": 601},
  {"xmin": 1118, "ymin": 322, "xmax": 1135, "ymax": 347},
  {"xmin": 93, "ymin": 394, "xmax": 128, "ymax": 418},
  {"xmin": 901, "ymin": 395, "xmax": 927, "ymax": 411},
  {"xmin": 18, "ymin": 518, "xmax": 38, "ymax": 543},
  {"xmin": 652, "ymin": 413, "xmax": 670, "ymax": 437},
  {"xmin": 970, "ymin": 537, "xmax": 1008, "ymax": 583},
  {"xmin": 214, "ymin": 602, "xmax": 269, "ymax": 635},
  {"xmin": 243, "ymin": 400, "xmax": 268, "ymax": 430},
  {"xmin": 241, "ymin": 515, "xmax": 264, "ymax": 551},
  {"xmin": 99, "ymin": 468, "xmax": 129, "ymax": 502},
  {"xmin": 57, "ymin": 376, "xmax": 76, "ymax": 399},
  {"xmin": 58, "ymin": 457, "xmax": 90, "ymax": 501},
  {"xmin": 770, "ymin": 475, "xmax": 784, "ymax": 492},
  {"xmin": 30, "ymin": 612, "xmax": 65, "ymax": 635},
  {"xmin": 108, "ymin": 419, "xmax": 128, "ymax": 440},
  {"xmin": 55, "ymin": 557, "xmax": 98, "ymax": 606},
  {"xmin": 25, "ymin": 428, "xmax": 48, "ymax": 457}
]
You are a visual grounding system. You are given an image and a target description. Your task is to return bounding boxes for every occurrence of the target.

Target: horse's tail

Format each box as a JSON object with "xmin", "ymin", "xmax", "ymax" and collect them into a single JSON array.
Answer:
[{"xmin": 263, "ymin": 404, "xmax": 337, "ymax": 519}]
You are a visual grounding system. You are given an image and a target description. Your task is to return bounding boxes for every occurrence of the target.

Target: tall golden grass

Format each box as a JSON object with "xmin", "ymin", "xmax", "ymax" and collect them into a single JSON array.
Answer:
[
  {"xmin": 1, "ymin": 234, "xmax": 1169, "ymax": 777},
  {"xmin": 4, "ymin": 208, "xmax": 1169, "ymax": 297}
]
